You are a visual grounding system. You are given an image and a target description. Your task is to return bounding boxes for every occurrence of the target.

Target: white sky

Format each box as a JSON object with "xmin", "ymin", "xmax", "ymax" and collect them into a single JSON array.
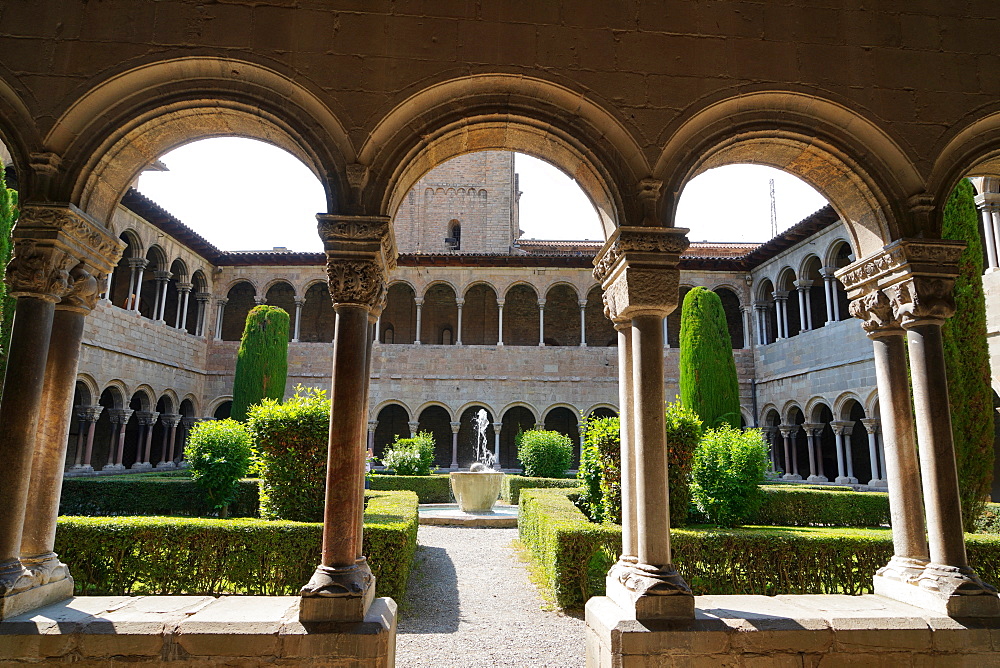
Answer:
[{"xmin": 137, "ymin": 138, "xmax": 829, "ymax": 252}]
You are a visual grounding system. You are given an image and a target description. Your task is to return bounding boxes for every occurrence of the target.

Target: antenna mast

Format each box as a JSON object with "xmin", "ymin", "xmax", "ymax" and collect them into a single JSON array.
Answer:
[{"xmin": 769, "ymin": 178, "xmax": 778, "ymax": 238}]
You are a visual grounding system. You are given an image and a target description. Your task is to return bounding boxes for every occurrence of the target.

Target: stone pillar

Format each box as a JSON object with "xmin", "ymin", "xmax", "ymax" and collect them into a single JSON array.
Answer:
[
  {"xmin": 752, "ymin": 303, "xmax": 765, "ymax": 345},
  {"xmin": 803, "ymin": 423, "xmax": 827, "ymax": 482},
  {"xmin": 133, "ymin": 411, "xmax": 159, "ymax": 469},
  {"xmin": 127, "ymin": 257, "xmax": 147, "ymax": 312},
  {"xmin": 214, "ymin": 297, "xmax": 228, "ymax": 339},
  {"xmin": 0, "ymin": 204, "xmax": 123, "ymax": 620},
  {"xmin": 794, "ymin": 280, "xmax": 813, "ymax": 332},
  {"xmin": 662, "ymin": 313, "xmax": 670, "ymax": 348},
  {"xmin": 413, "ymin": 297, "xmax": 423, "ymax": 344},
  {"xmin": 740, "ymin": 306, "xmax": 751, "ymax": 348},
  {"xmin": 496, "ymin": 299, "xmax": 504, "ymax": 346},
  {"xmin": 194, "ymin": 292, "xmax": 210, "ymax": 336},
  {"xmin": 180, "ymin": 417, "xmax": 198, "ymax": 462},
  {"xmin": 367, "ymin": 421, "xmax": 377, "ymax": 455},
  {"xmin": 176, "ymin": 283, "xmax": 192, "ymax": 330},
  {"xmin": 537, "ymin": 299, "xmax": 546, "ymax": 346},
  {"xmin": 779, "ymin": 425, "xmax": 801, "ymax": 481},
  {"xmin": 158, "ymin": 414, "xmax": 181, "ymax": 468},
  {"xmin": 292, "ymin": 296, "xmax": 304, "ymax": 342},
  {"xmin": 761, "ymin": 426, "xmax": 778, "ymax": 473},
  {"xmin": 455, "ymin": 298, "xmax": 464, "ymax": 346},
  {"xmin": 254, "ymin": 295, "xmax": 266, "ymax": 306},
  {"xmin": 594, "ymin": 216, "xmax": 693, "ymax": 620},
  {"xmin": 975, "ymin": 196, "xmax": 999, "ymax": 271},
  {"xmin": 449, "ymin": 421, "xmax": 461, "ymax": 469},
  {"xmin": 830, "ymin": 421, "xmax": 857, "ymax": 484},
  {"xmin": 407, "ymin": 420, "xmax": 418, "ymax": 438},
  {"xmin": 70, "ymin": 406, "xmax": 102, "ymax": 473},
  {"xmin": 773, "ymin": 291, "xmax": 789, "ymax": 339},
  {"xmin": 821, "ymin": 268, "xmax": 838, "ymax": 324},
  {"xmin": 579, "ymin": 299, "xmax": 588, "ymax": 347},
  {"xmin": 152, "ymin": 270, "xmax": 171, "ymax": 321},
  {"xmin": 860, "ymin": 418, "xmax": 881, "ymax": 486},
  {"xmin": 837, "ymin": 237, "xmax": 999, "ymax": 616},
  {"xmin": 299, "ymin": 214, "xmax": 394, "ymax": 623},
  {"xmin": 104, "ymin": 408, "xmax": 133, "ymax": 472}
]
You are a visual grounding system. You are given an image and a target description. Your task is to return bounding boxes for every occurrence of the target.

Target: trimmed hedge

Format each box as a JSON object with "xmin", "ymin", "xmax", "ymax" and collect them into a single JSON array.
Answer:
[
  {"xmin": 756, "ymin": 486, "xmax": 890, "ymax": 527},
  {"xmin": 55, "ymin": 490, "xmax": 418, "ymax": 601},
  {"xmin": 502, "ymin": 475, "xmax": 582, "ymax": 505},
  {"xmin": 975, "ymin": 502, "xmax": 1000, "ymax": 534},
  {"xmin": 518, "ymin": 488, "xmax": 1000, "ymax": 609},
  {"xmin": 369, "ymin": 473, "xmax": 452, "ymax": 503},
  {"xmin": 59, "ymin": 476, "xmax": 259, "ymax": 517}
]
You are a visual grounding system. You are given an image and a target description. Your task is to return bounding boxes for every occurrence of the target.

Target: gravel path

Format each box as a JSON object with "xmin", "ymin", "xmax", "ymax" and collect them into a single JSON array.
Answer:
[{"xmin": 396, "ymin": 525, "xmax": 585, "ymax": 667}]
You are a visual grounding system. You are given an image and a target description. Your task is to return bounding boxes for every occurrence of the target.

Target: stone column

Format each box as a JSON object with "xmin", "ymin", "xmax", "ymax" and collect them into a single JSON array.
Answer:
[
  {"xmin": 838, "ymin": 237, "xmax": 998, "ymax": 615},
  {"xmin": 579, "ymin": 299, "xmax": 588, "ymax": 347},
  {"xmin": 740, "ymin": 306, "xmax": 751, "ymax": 348},
  {"xmin": 0, "ymin": 204, "xmax": 123, "ymax": 620},
  {"xmin": 794, "ymin": 280, "xmax": 813, "ymax": 331},
  {"xmin": 214, "ymin": 297, "xmax": 228, "ymax": 339},
  {"xmin": 830, "ymin": 421, "xmax": 857, "ymax": 484},
  {"xmin": 537, "ymin": 299, "xmax": 546, "ymax": 346},
  {"xmin": 496, "ymin": 299, "xmax": 504, "ymax": 346},
  {"xmin": 803, "ymin": 423, "xmax": 827, "ymax": 482},
  {"xmin": 407, "ymin": 420, "xmax": 419, "ymax": 438},
  {"xmin": 773, "ymin": 291, "xmax": 789, "ymax": 339},
  {"xmin": 195, "ymin": 292, "xmax": 210, "ymax": 336},
  {"xmin": 493, "ymin": 422, "xmax": 502, "ymax": 469},
  {"xmin": 752, "ymin": 303, "xmax": 765, "ymax": 345},
  {"xmin": 860, "ymin": 418, "xmax": 881, "ymax": 486},
  {"xmin": 449, "ymin": 421, "xmax": 461, "ymax": 469},
  {"xmin": 127, "ymin": 257, "xmax": 147, "ymax": 312},
  {"xmin": 595, "ymin": 217, "xmax": 693, "ymax": 620},
  {"xmin": 176, "ymin": 283, "xmax": 192, "ymax": 330},
  {"xmin": 414, "ymin": 297, "xmax": 423, "ymax": 344},
  {"xmin": 821, "ymin": 268, "xmax": 838, "ymax": 324},
  {"xmin": 662, "ymin": 313, "xmax": 670, "ymax": 348},
  {"xmin": 158, "ymin": 414, "xmax": 181, "ymax": 468},
  {"xmin": 761, "ymin": 426, "xmax": 778, "ymax": 473},
  {"xmin": 975, "ymin": 196, "xmax": 999, "ymax": 271},
  {"xmin": 292, "ymin": 296, "xmax": 304, "ymax": 342},
  {"xmin": 299, "ymin": 214, "xmax": 394, "ymax": 623},
  {"xmin": 104, "ymin": 408, "xmax": 133, "ymax": 472},
  {"xmin": 779, "ymin": 425, "xmax": 801, "ymax": 480},
  {"xmin": 70, "ymin": 406, "xmax": 102, "ymax": 473},
  {"xmin": 152, "ymin": 270, "xmax": 171, "ymax": 321},
  {"xmin": 455, "ymin": 298, "xmax": 464, "ymax": 346},
  {"xmin": 254, "ymin": 295, "xmax": 266, "ymax": 306},
  {"xmin": 133, "ymin": 411, "xmax": 159, "ymax": 469},
  {"xmin": 367, "ymin": 421, "xmax": 377, "ymax": 455},
  {"xmin": 180, "ymin": 417, "xmax": 198, "ymax": 462}
]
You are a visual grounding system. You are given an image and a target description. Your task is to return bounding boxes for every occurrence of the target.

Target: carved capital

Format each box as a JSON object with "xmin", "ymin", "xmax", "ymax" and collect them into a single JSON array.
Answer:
[
  {"xmin": 848, "ymin": 289, "xmax": 901, "ymax": 337},
  {"xmin": 160, "ymin": 413, "xmax": 182, "ymax": 428},
  {"xmin": 109, "ymin": 408, "xmax": 134, "ymax": 425},
  {"xmin": 6, "ymin": 241, "xmax": 75, "ymax": 302},
  {"xmin": 860, "ymin": 418, "xmax": 880, "ymax": 434},
  {"xmin": 884, "ymin": 276, "xmax": 956, "ymax": 328},
  {"xmin": 802, "ymin": 422, "xmax": 824, "ymax": 437},
  {"xmin": 835, "ymin": 238, "xmax": 963, "ymax": 299},
  {"xmin": 135, "ymin": 411, "xmax": 159, "ymax": 427},
  {"xmin": 593, "ymin": 226, "xmax": 689, "ymax": 284},
  {"xmin": 76, "ymin": 405, "xmax": 104, "ymax": 423},
  {"xmin": 327, "ymin": 259, "xmax": 385, "ymax": 309},
  {"xmin": 778, "ymin": 425, "xmax": 799, "ymax": 438},
  {"xmin": 830, "ymin": 420, "xmax": 854, "ymax": 436},
  {"xmin": 318, "ymin": 215, "xmax": 394, "ymax": 311},
  {"xmin": 594, "ymin": 227, "xmax": 689, "ymax": 321}
]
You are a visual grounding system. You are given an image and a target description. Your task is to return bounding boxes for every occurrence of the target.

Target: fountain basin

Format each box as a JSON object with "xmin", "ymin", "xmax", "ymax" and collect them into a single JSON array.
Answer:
[
  {"xmin": 449, "ymin": 471, "xmax": 504, "ymax": 512},
  {"xmin": 418, "ymin": 503, "xmax": 517, "ymax": 527}
]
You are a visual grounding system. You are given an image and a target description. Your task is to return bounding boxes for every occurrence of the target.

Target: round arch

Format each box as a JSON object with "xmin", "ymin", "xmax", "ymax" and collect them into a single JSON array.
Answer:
[
  {"xmin": 781, "ymin": 401, "xmax": 804, "ymax": 424},
  {"xmin": 584, "ymin": 403, "xmax": 619, "ymax": 418},
  {"xmin": 499, "ymin": 402, "xmax": 539, "ymax": 423},
  {"xmin": 834, "ymin": 392, "xmax": 867, "ymax": 421},
  {"xmin": 207, "ymin": 396, "xmax": 234, "ymax": 417},
  {"xmin": 414, "ymin": 401, "xmax": 455, "ymax": 422},
  {"xmin": 75, "ymin": 374, "xmax": 100, "ymax": 406}
]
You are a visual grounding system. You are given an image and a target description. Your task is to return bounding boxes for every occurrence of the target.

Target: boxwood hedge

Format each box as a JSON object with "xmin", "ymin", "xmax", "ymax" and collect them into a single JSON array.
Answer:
[
  {"xmin": 59, "ymin": 475, "xmax": 259, "ymax": 517},
  {"xmin": 755, "ymin": 485, "xmax": 891, "ymax": 527},
  {"xmin": 55, "ymin": 490, "xmax": 418, "ymax": 601},
  {"xmin": 369, "ymin": 473, "xmax": 452, "ymax": 503},
  {"xmin": 501, "ymin": 475, "xmax": 581, "ymax": 505},
  {"xmin": 518, "ymin": 488, "xmax": 1000, "ymax": 609}
]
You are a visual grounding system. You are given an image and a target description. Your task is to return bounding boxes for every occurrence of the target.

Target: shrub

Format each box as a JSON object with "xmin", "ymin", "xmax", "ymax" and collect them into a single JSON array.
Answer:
[
  {"xmin": 518, "ymin": 429, "xmax": 573, "ymax": 479},
  {"xmin": 756, "ymin": 486, "xmax": 890, "ymax": 527},
  {"xmin": 231, "ymin": 305, "xmax": 289, "ymax": 422},
  {"xmin": 381, "ymin": 432, "xmax": 436, "ymax": 476},
  {"xmin": 679, "ymin": 286, "xmax": 741, "ymax": 429},
  {"xmin": 59, "ymin": 476, "xmax": 259, "ymax": 517},
  {"xmin": 247, "ymin": 386, "xmax": 330, "ymax": 522},
  {"xmin": 183, "ymin": 419, "xmax": 253, "ymax": 515},
  {"xmin": 501, "ymin": 475, "xmax": 581, "ymax": 505},
  {"xmin": 975, "ymin": 502, "xmax": 1000, "ymax": 534},
  {"xmin": 577, "ymin": 417, "xmax": 620, "ymax": 523},
  {"xmin": 55, "ymin": 490, "xmax": 418, "ymax": 601},
  {"xmin": 690, "ymin": 425, "xmax": 769, "ymax": 527},
  {"xmin": 941, "ymin": 178, "xmax": 994, "ymax": 530},
  {"xmin": 0, "ymin": 161, "xmax": 16, "ymax": 392},
  {"xmin": 369, "ymin": 473, "xmax": 452, "ymax": 503},
  {"xmin": 665, "ymin": 401, "xmax": 703, "ymax": 527}
]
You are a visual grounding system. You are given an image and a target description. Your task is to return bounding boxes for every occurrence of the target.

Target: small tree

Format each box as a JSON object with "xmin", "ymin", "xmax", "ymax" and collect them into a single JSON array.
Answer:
[
  {"xmin": 665, "ymin": 401, "xmax": 703, "ymax": 527},
  {"xmin": 184, "ymin": 419, "xmax": 253, "ymax": 517},
  {"xmin": 679, "ymin": 286, "xmax": 741, "ymax": 429},
  {"xmin": 690, "ymin": 425, "xmax": 769, "ymax": 528},
  {"xmin": 578, "ymin": 417, "xmax": 621, "ymax": 523},
  {"xmin": 518, "ymin": 429, "xmax": 574, "ymax": 478},
  {"xmin": 0, "ymin": 160, "xmax": 18, "ymax": 395},
  {"xmin": 381, "ymin": 432, "xmax": 437, "ymax": 476},
  {"xmin": 941, "ymin": 178, "xmax": 994, "ymax": 529},
  {"xmin": 231, "ymin": 305, "xmax": 289, "ymax": 422}
]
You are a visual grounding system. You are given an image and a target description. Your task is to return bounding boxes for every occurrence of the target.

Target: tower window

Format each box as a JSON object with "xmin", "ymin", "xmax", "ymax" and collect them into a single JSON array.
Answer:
[{"xmin": 445, "ymin": 220, "xmax": 461, "ymax": 250}]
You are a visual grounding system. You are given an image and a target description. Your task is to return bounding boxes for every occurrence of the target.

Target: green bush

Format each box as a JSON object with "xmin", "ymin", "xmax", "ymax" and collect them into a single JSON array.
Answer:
[
  {"xmin": 247, "ymin": 387, "xmax": 330, "ymax": 522},
  {"xmin": 679, "ymin": 286, "xmax": 741, "ymax": 429},
  {"xmin": 0, "ymin": 159, "xmax": 16, "ymax": 392},
  {"xmin": 381, "ymin": 432, "xmax": 436, "ymax": 476},
  {"xmin": 59, "ymin": 476, "xmax": 259, "ymax": 517},
  {"xmin": 369, "ymin": 473, "xmax": 452, "ymax": 503},
  {"xmin": 231, "ymin": 305, "xmax": 290, "ymax": 422},
  {"xmin": 184, "ymin": 419, "xmax": 253, "ymax": 515},
  {"xmin": 518, "ymin": 429, "xmax": 573, "ymax": 479},
  {"xmin": 690, "ymin": 425, "xmax": 769, "ymax": 527},
  {"xmin": 517, "ymin": 488, "xmax": 1000, "ymax": 608},
  {"xmin": 665, "ymin": 401, "xmax": 703, "ymax": 527},
  {"xmin": 576, "ymin": 417, "xmax": 620, "ymax": 523},
  {"xmin": 55, "ymin": 490, "xmax": 418, "ymax": 601},
  {"xmin": 756, "ymin": 486, "xmax": 890, "ymax": 527},
  {"xmin": 501, "ymin": 475, "xmax": 581, "ymax": 505},
  {"xmin": 975, "ymin": 502, "xmax": 1000, "ymax": 534}
]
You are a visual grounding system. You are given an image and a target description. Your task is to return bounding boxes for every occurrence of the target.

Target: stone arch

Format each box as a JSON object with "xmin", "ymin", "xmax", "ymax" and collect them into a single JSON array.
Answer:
[
  {"xmin": 585, "ymin": 404, "xmax": 619, "ymax": 419},
  {"xmin": 74, "ymin": 374, "xmax": 99, "ymax": 407},
  {"xmin": 373, "ymin": 402, "xmax": 412, "ymax": 461},
  {"xmin": 156, "ymin": 390, "xmax": 178, "ymax": 415},
  {"xmin": 781, "ymin": 401, "xmax": 804, "ymax": 425},
  {"xmin": 834, "ymin": 392, "xmax": 866, "ymax": 422},
  {"xmin": 300, "ymin": 282, "xmax": 334, "ymax": 343},
  {"xmin": 221, "ymin": 280, "xmax": 257, "ymax": 341},
  {"xmin": 806, "ymin": 397, "xmax": 832, "ymax": 424},
  {"xmin": 657, "ymin": 91, "xmax": 922, "ymax": 257},
  {"xmin": 456, "ymin": 401, "xmax": 499, "ymax": 420},
  {"xmin": 461, "ymin": 282, "xmax": 499, "ymax": 346},
  {"xmin": 503, "ymin": 283, "xmax": 540, "ymax": 347},
  {"xmin": 865, "ymin": 390, "xmax": 882, "ymax": 419},
  {"xmin": 456, "ymin": 405, "xmax": 496, "ymax": 469},
  {"xmin": 382, "ymin": 281, "xmax": 416, "ymax": 344},
  {"xmin": 414, "ymin": 401, "xmax": 455, "ymax": 422},
  {"xmin": 179, "ymin": 396, "xmax": 199, "ymax": 417},
  {"xmin": 543, "ymin": 282, "xmax": 581, "ymax": 346},
  {"xmin": 500, "ymin": 404, "xmax": 538, "ymax": 470},
  {"xmin": 265, "ymin": 280, "xmax": 297, "ymax": 339},
  {"xmin": 207, "ymin": 396, "xmax": 234, "ymax": 417},
  {"xmin": 416, "ymin": 403, "xmax": 454, "ymax": 467},
  {"xmin": 46, "ymin": 56, "xmax": 352, "ymax": 225},
  {"xmin": 666, "ymin": 285, "xmax": 693, "ymax": 348},
  {"xmin": 0, "ymin": 74, "xmax": 38, "ymax": 196},
  {"xmin": 760, "ymin": 405, "xmax": 781, "ymax": 427},
  {"xmin": 421, "ymin": 282, "xmax": 458, "ymax": 345},
  {"xmin": 798, "ymin": 254, "xmax": 825, "ymax": 333},
  {"xmin": 713, "ymin": 286, "xmax": 744, "ymax": 350},
  {"xmin": 543, "ymin": 404, "xmax": 583, "ymax": 469},
  {"xmin": 362, "ymin": 74, "xmax": 648, "ymax": 238},
  {"xmin": 585, "ymin": 285, "xmax": 616, "ymax": 347}
]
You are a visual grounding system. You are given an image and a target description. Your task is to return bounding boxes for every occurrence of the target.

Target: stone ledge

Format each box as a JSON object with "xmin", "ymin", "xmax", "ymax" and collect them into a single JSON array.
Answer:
[
  {"xmin": 586, "ymin": 594, "xmax": 1000, "ymax": 667},
  {"xmin": 0, "ymin": 595, "xmax": 396, "ymax": 666}
]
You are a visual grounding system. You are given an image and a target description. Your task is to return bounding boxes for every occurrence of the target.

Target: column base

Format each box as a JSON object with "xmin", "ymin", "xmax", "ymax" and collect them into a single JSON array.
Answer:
[
  {"xmin": 606, "ymin": 560, "xmax": 694, "ymax": 620},
  {"xmin": 806, "ymin": 475, "xmax": 828, "ymax": 483},
  {"xmin": 781, "ymin": 473, "xmax": 802, "ymax": 481},
  {"xmin": 0, "ymin": 556, "xmax": 74, "ymax": 621},
  {"xmin": 68, "ymin": 464, "xmax": 94, "ymax": 474},
  {"xmin": 868, "ymin": 478, "xmax": 888, "ymax": 488},
  {"xmin": 155, "ymin": 461, "xmax": 177, "ymax": 470},
  {"xmin": 101, "ymin": 463, "xmax": 125, "ymax": 473},
  {"xmin": 835, "ymin": 476, "xmax": 858, "ymax": 484},
  {"xmin": 131, "ymin": 462, "xmax": 153, "ymax": 471},
  {"xmin": 299, "ymin": 560, "xmax": 375, "ymax": 622},
  {"xmin": 874, "ymin": 565, "xmax": 1000, "ymax": 617}
]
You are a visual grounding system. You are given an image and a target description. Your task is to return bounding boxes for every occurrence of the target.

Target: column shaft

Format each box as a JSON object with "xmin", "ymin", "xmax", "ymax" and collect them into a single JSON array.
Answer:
[
  {"xmin": 538, "ymin": 303, "xmax": 545, "ymax": 346},
  {"xmin": 414, "ymin": 300, "xmax": 423, "ymax": 345},
  {"xmin": 834, "ymin": 429, "xmax": 846, "ymax": 481},
  {"xmin": 617, "ymin": 325, "xmax": 636, "ymax": 558},
  {"xmin": 497, "ymin": 303, "xmax": 504, "ymax": 346},
  {"xmin": 456, "ymin": 304, "xmax": 464, "ymax": 346},
  {"xmin": 82, "ymin": 419, "xmax": 97, "ymax": 468},
  {"xmin": 579, "ymin": 302, "xmax": 587, "ymax": 347},
  {"xmin": 293, "ymin": 300, "xmax": 303, "ymax": 342}
]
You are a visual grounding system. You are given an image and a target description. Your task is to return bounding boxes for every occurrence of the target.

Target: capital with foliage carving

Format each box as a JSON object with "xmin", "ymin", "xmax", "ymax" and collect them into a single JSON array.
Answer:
[
  {"xmin": 317, "ymin": 215, "xmax": 395, "ymax": 310},
  {"xmin": 594, "ymin": 226, "xmax": 689, "ymax": 322},
  {"xmin": 848, "ymin": 288, "xmax": 902, "ymax": 338}
]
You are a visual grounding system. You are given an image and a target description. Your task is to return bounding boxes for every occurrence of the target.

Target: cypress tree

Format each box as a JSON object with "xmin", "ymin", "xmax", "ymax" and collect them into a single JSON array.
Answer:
[
  {"xmin": 0, "ymin": 160, "xmax": 18, "ymax": 395},
  {"xmin": 679, "ymin": 286, "xmax": 741, "ymax": 429},
  {"xmin": 941, "ymin": 178, "xmax": 993, "ymax": 530},
  {"xmin": 231, "ymin": 305, "xmax": 290, "ymax": 422}
]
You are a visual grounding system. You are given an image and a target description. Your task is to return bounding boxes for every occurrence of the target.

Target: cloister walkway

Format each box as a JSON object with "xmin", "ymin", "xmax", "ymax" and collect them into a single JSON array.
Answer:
[{"xmin": 396, "ymin": 525, "xmax": 585, "ymax": 667}]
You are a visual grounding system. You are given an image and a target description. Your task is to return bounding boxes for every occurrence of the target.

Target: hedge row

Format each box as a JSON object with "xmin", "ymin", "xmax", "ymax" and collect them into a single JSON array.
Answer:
[
  {"xmin": 369, "ymin": 473, "xmax": 452, "ymax": 503},
  {"xmin": 55, "ymin": 490, "xmax": 418, "ymax": 601},
  {"xmin": 501, "ymin": 475, "xmax": 581, "ymax": 505},
  {"xmin": 60, "ymin": 476, "xmax": 260, "ymax": 517},
  {"xmin": 755, "ymin": 486, "xmax": 890, "ymax": 527},
  {"xmin": 518, "ymin": 488, "xmax": 1000, "ymax": 609}
]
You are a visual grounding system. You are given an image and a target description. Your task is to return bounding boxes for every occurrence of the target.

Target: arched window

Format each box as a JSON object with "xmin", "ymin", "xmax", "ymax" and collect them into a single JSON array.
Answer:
[{"xmin": 446, "ymin": 220, "xmax": 461, "ymax": 250}]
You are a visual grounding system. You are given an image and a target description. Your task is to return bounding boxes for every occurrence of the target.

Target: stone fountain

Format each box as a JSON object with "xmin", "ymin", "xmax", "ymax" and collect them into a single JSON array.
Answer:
[{"xmin": 449, "ymin": 409, "xmax": 504, "ymax": 512}]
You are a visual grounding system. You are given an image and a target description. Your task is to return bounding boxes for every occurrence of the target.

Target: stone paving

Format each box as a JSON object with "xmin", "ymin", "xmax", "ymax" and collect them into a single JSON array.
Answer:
[{"xmin": 396, "ymin": 525, "xmax": 585, "ymax": 668}]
